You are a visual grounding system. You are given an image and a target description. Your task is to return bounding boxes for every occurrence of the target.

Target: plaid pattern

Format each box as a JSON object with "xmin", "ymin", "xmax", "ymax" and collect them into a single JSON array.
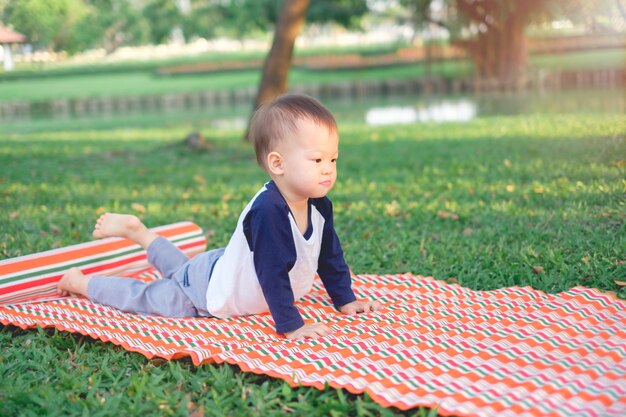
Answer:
[
  {"xmin": 0, "ymin": 222, "xmax": 206, "ymax": 305},
  {"xmin": 1, "ymin": 265, "xmax": 625, "ymax": 416}
]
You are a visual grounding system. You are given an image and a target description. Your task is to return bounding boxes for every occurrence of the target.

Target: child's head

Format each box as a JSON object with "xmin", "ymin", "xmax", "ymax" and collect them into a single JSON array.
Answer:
[{"xmin": 249, "ymin": 94, "xmax": 337, "ymax": 171}]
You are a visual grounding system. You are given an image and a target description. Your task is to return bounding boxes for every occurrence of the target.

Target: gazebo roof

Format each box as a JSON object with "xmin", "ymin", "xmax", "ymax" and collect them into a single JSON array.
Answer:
[{"xmin": 0, "ymin": 26, "xmax": 26, "ymax": 44}]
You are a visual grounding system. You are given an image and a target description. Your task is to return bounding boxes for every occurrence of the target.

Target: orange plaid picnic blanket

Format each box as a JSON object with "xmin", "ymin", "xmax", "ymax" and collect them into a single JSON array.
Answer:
[{"xmin": 1, "ymin": 224, "xmax": 625, "ymax": 417}]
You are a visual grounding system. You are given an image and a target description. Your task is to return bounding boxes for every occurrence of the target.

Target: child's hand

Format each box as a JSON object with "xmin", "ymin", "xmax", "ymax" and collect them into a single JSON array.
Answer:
[
  {"xmin": 339, "ymin": 300, "xmax": 382, "ymax": 315},
  {"xmin": 285, "ymin": 323, "xmax": 331, "ymax": 340}
]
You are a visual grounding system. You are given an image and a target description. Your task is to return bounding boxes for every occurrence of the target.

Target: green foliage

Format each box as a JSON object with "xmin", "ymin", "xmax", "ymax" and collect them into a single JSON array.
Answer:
[
  {"xmin": 213, "ymin": 0, "xmax": 281, "ymax": 38},
  {"xmin": 181, "ymin": 1, "xmax": 225, "ymax": 40},
  {"xmin": 143, "ymin": 0, "xmax": 182, "ymax": 44},
  {"xmin": 1, "ymin": 0, "xmax": 371, "ymax": 54},
  {"xmin": 307, "ymin": 0, "xmax": 368, "ymax": 28},
  {"xmin": 185, "ymin": 0, "xmax": 370, "ymax": 39},
  {"xmin": 4, "ymin": 0, "xmax": 88, "ymax": 51},
  {"xmin": 76, "ymin": 0, "xmax": 150, "ymax": 51},
  {"xmin": 0, "ymin": 113, "xmax": 624, "ymax": 415},
  {"xmin": 2, "ymin": 0, "xmax": 150, "ymax": 52}
]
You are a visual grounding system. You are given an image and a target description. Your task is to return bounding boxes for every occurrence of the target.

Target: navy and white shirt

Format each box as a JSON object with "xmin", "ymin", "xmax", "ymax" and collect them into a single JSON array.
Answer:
[{"xmin": 205, "ymin": 181, "xmax": 356, "ymax": 333}]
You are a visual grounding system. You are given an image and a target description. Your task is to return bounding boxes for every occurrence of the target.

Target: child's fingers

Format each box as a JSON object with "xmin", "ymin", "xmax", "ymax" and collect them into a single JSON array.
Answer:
[
  {"xmin": 308, "ymin": 323, "xmax": 330, "ymax": 336},
  {"xmin": 368, "ymin": 300, "xmax": 383, "ymax": 311},
  {"xmin": 340, "ymin": 300, "xmax": 382, "ymax": 315},
  {"xmin": 286, "ymin": 323, "xmax": 331, "ymax": 340},
  {"xmin": 312, "ymin": 325, "xmax": 331, "ymax": 338},
  {"xmin": 354, "ymin": 300, "xmax": 381, "ymax": 313}
]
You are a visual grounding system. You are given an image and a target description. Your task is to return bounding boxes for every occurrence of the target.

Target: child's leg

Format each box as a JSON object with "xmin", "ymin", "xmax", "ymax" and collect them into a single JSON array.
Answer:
[
  {"xmin": 146, "ymin": 236, "xmax": 190, "ymax": 279},
  {"xmin": 93, "ymin": 212, "xmax": 189, "ymax": 278},
  {"xmin": 92, "ymin": 213, "xmax": 158, "ymax": 249},
  {"xmin": 57, "ymin": 268, "xmax": 197, "ymax": 317}
]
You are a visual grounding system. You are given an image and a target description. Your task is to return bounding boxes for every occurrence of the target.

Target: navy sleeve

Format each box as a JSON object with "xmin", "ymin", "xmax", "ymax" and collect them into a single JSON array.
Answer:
[
  {"xmin": 315, "ymin": 198, "xmax": 357, "ymax": 308},
  {"xmin": 243, "ymin": 199, "xmax": 305, "ymax": 334}
]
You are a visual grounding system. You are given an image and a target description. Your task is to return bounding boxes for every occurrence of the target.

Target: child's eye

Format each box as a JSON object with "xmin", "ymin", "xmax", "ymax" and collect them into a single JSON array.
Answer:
[
  {"xmin": 314, "ymin": 159, "xmax": 322, "ymax": 163},
  {"xmin": 331, "ymin": 158, "xmax": 337, "ymax": 163}
]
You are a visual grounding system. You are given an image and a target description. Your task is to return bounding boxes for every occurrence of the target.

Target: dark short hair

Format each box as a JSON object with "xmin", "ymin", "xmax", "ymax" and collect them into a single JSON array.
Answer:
[{"xmin": 248, "ymin": 94, "xmax": 337, "ymax": 170}]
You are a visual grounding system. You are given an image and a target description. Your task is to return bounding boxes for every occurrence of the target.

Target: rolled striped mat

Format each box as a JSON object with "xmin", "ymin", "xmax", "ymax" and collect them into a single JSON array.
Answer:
[
  {"xmin": 1, "ymin": 264, "xmax": 624, "ymax": 416},
  {"xmin": 0, "ymin": 221, "xmax": 206, "ymax": 305}
]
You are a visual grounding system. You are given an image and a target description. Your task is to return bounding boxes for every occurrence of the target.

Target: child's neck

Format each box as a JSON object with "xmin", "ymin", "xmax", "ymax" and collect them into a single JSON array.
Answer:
[
  {"xmin": 284, "ymin": 197, "xmax": 308, "ymax": 235},
  {"xmin": 272, "ymin": 180, "xmax": 309, "ymax": 235}
]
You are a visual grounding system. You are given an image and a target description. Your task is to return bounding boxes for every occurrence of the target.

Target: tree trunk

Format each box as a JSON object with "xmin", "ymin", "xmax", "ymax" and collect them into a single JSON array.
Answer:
[
  {"xmin": 244, "ymin": 0, "xmax": 310, "ymax": 141},
  {"xmin": 501, "ymin": 13, "xmax": 529, "ymax": 89},
  {"xmin": 457, "ymin": 0, "xmax": 539, "ymax": 90},
  {"xmin": 473, "ymin": 18, "xmax": 527, "ymax": 89}
]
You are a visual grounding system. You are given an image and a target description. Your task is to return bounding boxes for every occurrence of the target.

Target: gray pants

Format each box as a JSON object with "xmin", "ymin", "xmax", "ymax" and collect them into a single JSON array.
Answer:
[{"xmin": 87, "ymin": 237, "xmax": 223, "ymax": 318}]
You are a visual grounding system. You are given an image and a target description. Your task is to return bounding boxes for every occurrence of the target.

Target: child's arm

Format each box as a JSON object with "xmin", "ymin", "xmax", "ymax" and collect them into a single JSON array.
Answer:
[
  {"xmin": 246, "ymin": 199, "xmax": 310, "ymax": 336},
  {"xmin": 314, "ymin": 199, "xmax": 356, "ymax": 304},
  {"xmin": 315, "ymin": 199, "xmax": 382, "ymax": 314}
]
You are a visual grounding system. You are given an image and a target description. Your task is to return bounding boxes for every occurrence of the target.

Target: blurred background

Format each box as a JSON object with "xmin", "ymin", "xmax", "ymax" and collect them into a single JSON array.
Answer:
[{"xmin": 0, "ymin": 0, "xmax": 624, "ymax": 134}]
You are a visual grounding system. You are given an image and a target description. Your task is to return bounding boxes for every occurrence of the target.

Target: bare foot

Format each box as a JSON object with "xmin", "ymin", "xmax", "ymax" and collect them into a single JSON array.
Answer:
[
  {"xmin": 93, "ymin": 213, "xmax": 142, "ymax": 239},
  {"xmin": 92, "ymin": 213, "xmax": 157, "ymax": 248},
  {"xmin": 57, "ymin": 268, "xmax": 90, "ymax": 297}
]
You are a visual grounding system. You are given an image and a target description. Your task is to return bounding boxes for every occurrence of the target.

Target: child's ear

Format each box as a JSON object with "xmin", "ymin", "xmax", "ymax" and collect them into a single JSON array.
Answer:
[{"xmin": 266, "ymin": 151, "xmax": 284, "ymax": 175}]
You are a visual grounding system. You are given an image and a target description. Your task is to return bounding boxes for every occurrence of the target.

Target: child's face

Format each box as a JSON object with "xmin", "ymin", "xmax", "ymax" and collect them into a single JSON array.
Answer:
[{"xmin": 274, "ymin": 118, "xmax": 339, "ymax": 201}]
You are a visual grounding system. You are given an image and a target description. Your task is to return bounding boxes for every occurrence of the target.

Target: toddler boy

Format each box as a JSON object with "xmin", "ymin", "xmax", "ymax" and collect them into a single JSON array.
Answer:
[{"xmin": 57, "ymin": 94, "xmax": 381, "ymax": 339}]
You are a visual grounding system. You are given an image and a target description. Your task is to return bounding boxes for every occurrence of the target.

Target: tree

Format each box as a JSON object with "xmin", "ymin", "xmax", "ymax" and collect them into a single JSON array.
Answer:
[
  {"xmin": 244, "ymin": 0, "xmax": 369, "ymax": 140},
  {"xmin": 456, "ymin": 0, "xmax": 544, "ymax": 87},
  {"xmin": 244, "ymin": 0, "xmax": 310, "ymax": 140},
  {"xmin": 402, "ymin": 0, "xmax": 624, "ymax": 87}
]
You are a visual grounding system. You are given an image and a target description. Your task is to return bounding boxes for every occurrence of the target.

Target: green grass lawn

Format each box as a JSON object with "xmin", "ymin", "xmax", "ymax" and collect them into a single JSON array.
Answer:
[
  {"xmin": 0, "ymin": 61, "xmax": 472, "ymax": 103},
  {"xmin": 530, "ymin": 49, "xmax": 626, "ymax": 70},
  {"xmin": 1, "ymin": 114, "xmax": 625, "ymax": 415},
  {"xmin": 1, "ymin": 48, "xmax": 622, "ymax": 103}
]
